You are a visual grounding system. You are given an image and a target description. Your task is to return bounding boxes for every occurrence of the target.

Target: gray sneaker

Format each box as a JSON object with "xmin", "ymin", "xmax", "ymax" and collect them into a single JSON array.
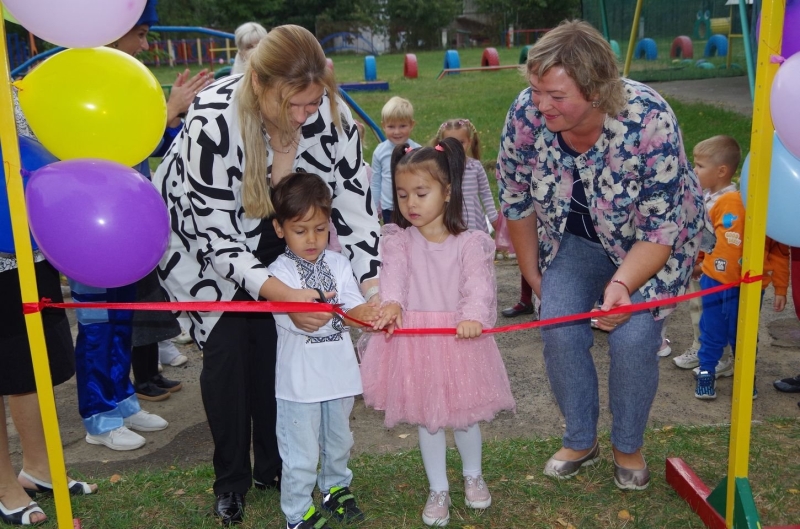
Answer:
[
  {"xmin": 673, "ymin": 347, "xmax": 699, "ymax": 369},
  {"xmin": 692, "ymin": 355, "xmax": 733, "ymax": 378}
]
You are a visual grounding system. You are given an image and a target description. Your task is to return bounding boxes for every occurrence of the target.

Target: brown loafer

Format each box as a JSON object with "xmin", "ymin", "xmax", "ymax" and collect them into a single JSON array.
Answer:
[
  {"xmin": 612, "ymin": 453, "xmax": 650, "ymax": 490},
  {"xmin": 543, "ymin": 441, "xmax": 600, "ymax": 479}
]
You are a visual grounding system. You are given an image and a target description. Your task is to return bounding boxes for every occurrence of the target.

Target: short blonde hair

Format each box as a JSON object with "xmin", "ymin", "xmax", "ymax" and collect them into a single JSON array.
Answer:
[
  {"xmin": 693, "ymin": 135, "xmax": 742, "ymax": 172},
  {"xmin": 525, "ymin": 20, "xmax": 625, "ymax": 117},
  {"xmin": 381, "ymin": 96, "xmax": 414, "ymax": 124},
  {"xmin": 236, "ymin": 24, "xmax": 340, "ymax": 219},
  {"xmin": 234, "ymin": 22, "xmax": 268, "ymax": 53}
]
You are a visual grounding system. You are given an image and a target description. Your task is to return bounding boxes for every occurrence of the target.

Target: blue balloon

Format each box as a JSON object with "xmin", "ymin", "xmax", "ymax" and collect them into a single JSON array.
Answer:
[
  {"xmin": 740, "ymin": 132, "xmax": 800, "ymax": 246},
  {"xmin": 0, "ymin": 136, "xmax": 59, "ymax": 253}
]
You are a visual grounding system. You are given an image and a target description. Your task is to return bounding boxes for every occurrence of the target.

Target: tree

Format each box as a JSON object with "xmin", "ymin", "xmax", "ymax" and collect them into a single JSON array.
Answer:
[
  {"xmin": 476, "ymin": 0, "xmax": 581, "ymax": 40},
  {"xmin": 386, "ymin": 0, "xmax": 461, "ymax": 49}
]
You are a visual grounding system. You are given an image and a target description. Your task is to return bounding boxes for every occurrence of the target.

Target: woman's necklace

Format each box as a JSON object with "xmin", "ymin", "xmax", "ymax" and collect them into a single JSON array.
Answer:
[
  {"xmin": 268, "ymin": 137, "xmax": 295, "ymax": 154},
  {"xmin": 563, "ymin": 131, "xmax": 579, "ymax": 152},
  {"xmin": 261, "ymin": 114, "xmax": 298, "ymax": 154}
]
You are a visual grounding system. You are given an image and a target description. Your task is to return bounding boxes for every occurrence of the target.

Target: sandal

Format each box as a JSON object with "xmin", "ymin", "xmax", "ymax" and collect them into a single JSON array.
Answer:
[
  {"xmin": 0, "ymin": 499, "xmax": 46, "ymax": 525},
  {"xmin": 18, "ymin": 470, "xmax": 95, "ymax": 498}
]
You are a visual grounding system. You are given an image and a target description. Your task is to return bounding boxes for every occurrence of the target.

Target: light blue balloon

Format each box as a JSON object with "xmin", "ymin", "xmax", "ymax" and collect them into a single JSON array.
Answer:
[{"xmin": 739, "ymin": 132, "xmax": 800, "ymax": 246}]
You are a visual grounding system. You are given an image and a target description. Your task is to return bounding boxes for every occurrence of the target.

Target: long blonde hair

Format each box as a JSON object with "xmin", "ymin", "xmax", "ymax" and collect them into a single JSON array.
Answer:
[{"xmin": 236, "ymin": 24, "xmax": 340, "ymax": 219}]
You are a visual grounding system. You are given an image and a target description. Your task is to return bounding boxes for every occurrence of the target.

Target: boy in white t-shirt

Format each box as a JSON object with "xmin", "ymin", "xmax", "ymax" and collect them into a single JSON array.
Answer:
[{"xmin": 268, "ymin": 172, "xmax": 378, "ymax": 529}]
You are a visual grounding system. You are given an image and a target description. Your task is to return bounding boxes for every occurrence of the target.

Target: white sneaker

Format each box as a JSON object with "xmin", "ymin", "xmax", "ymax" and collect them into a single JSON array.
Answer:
[
  {"xmin": 158, "ymin": 341, "xmax": 188, "ymax": 367},
  {"xmin": 657, "ymin": 338, "xmax": 672, "ymax": 357},
  {"xmin": 171, "ymin": 329, "xmax": 193, "ymax": 345},
  {"xmin": 673, "ymin": 346, "xmax": 699, "ymax": 369},
  {"xmin": 124, "ymin": 410, "xmax": 168, "ymax": 432},
  {"xmin": 693, "ymin": 355, "xmax": 734, "ymax": 379},
  {"xmin": 85, "ymin": 426, "xmax": 145, "ymax": 451}
]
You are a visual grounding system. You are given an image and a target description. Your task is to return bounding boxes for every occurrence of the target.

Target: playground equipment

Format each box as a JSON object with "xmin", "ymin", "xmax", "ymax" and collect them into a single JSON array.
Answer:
[
  {"xmin": 403, "ymin": 54, "xmax": 418, "ymax": 79},
  {"xmin": 694, "ymin": 10, "xmax": 712, "ymax": 39},
  {"xmin": 633, "ymin": 37, "xmax": 658, "ymax": 60},
  {"xmin": 704, "ymin": 34, "xmax": 729, "ymax": 57},
  {"xmin": 438, "ymin": 48, "xmax": 519, "ymax": 80},
  {"xmin": 609, "ymin": 39, "xmax": 621, "ymax": 59},
  {"xmin": 518, "ymin": 45, "xmax": 531, "ymax": 64},
  {"xmin": 364, "ymin": 55, "xmax": 377, "ymax": 81},
  {"xmin": 670, "ymin": 35, "xmax": 694, "ymax": 59}
]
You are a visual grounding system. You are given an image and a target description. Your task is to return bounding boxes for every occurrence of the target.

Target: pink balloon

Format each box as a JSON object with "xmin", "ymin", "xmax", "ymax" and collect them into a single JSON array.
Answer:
[
  {"xmin": 3, "ymin": 0, "xmax": 147, "ymax": 48},
  {"xmin": 771, "ymin": 53, "xmax": 800, "ymax": 159},
  {"xmin": 26, "ymin": 159, "xmax": 169, "ymax": 288}
]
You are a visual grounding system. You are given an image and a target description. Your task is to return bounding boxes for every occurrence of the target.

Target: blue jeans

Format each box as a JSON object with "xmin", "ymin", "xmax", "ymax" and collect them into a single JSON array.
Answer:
[
  {"xmin": 697, "ymin": 275, "xmax": 739, "ymax": 374},
  {"xmin": 540, "ymin": 232, "xmax": 663, "ymax": 454},
  {"xmin": 276, "ymin": 397, "xmax": 355, "ymax": 524}
]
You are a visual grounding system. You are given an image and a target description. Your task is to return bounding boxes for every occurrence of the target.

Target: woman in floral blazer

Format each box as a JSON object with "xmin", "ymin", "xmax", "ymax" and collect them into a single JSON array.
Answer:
[{"xmin": 497, "ymin": 20, "xmax": 708, "ymax": 490}]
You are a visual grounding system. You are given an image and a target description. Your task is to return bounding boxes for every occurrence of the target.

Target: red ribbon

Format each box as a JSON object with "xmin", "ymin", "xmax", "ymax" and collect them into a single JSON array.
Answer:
[{"xmin": 22, "ymin": 272, "xmax": 764, "ymax": 336}]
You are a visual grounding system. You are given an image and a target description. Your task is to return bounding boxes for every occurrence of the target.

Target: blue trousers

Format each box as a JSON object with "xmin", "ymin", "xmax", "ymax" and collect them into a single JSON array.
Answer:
[
  {"xmin": 540, "ymin": 233, "xmax": 663, "ymax": 453},
  {"xmin": 70, "ymin": 280, "xmax": 140, "ymax": 435}
]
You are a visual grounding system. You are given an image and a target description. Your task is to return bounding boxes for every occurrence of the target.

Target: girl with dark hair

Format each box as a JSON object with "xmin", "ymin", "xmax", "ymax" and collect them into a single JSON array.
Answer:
[{"xmin": 360, "ymin": 137, "xmax": 515, "ymax": 527}]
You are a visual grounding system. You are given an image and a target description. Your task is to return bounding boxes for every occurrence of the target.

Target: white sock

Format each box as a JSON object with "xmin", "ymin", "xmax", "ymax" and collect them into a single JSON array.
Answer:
[
  {"xmin": 454, "ymin": 423, "xmax": 482, "ymax": 478},
  {"xmin": 418, "ymin": 426, "xmax": 448, "ymax": 492}
]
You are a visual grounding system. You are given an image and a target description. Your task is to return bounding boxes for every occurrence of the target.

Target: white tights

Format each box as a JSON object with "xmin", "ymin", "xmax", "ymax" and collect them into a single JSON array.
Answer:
[{"xmin": 418, "ymin": 423, "xmax": 482, "ymax": 492}]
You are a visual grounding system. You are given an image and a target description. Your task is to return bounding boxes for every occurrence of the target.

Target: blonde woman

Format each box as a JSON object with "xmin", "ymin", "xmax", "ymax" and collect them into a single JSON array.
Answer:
[
  {"xmin": 231, "ymin": 22, "xmax": 268, "ymax": 75},
  {"xmin": 498, "ymin": 20, "xmax": 708, "ymax": 491},
  {"xmin": 152, "ymin": 24, "xmax": 380, "ymax": 526}
]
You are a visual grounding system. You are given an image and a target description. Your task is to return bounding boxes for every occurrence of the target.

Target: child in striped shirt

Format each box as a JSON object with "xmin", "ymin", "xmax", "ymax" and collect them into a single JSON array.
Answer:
[{"xmin": 433, "ymin": 119, "xmax": 498, "ymax": 234}]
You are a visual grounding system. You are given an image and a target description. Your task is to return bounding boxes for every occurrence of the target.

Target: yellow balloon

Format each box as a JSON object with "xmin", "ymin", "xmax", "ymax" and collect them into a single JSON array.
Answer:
[{"xmin": 15, "ymin": 47, "xmax": 166, "ymax": 167}]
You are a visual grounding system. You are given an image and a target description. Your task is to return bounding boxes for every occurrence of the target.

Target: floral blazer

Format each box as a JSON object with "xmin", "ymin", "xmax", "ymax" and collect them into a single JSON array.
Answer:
[{"xmin": 497, "ymin": 78, "xmax": 710, "ymax": 318}]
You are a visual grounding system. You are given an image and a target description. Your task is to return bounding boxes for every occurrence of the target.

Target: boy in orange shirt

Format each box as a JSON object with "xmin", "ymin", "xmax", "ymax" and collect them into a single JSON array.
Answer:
[{"xmin": 692, "ymin": 136, "xmax": 788, "ymax": 400}]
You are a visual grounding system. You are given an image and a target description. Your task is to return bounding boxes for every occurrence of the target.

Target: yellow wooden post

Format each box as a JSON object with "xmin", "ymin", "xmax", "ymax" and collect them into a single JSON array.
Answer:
[
  {"xmin": 623, "ymin": 0, "xmax": 644, "ymax": 77},
  {"xmin": 196, "ymin": 37, "xmax": 202, "ymax": 66},
  {"xmin": 725, "ymin": 0, "xmax": 784, "ymax": 526},
  {"xmin": 0, "ymin": 8, "xmax": 74, "ymax": 527}
]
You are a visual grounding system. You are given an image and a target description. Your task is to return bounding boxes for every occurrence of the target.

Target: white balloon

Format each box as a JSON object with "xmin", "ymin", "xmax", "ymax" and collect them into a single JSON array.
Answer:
[{"xmin": 3, "ymin": 0, "xmax": 148, "ymax": 49}]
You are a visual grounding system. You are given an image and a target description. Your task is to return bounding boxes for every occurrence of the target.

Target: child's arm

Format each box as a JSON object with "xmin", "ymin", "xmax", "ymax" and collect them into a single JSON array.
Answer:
[
  {"xmin": 456, "ymin": 232, "xmax": 498, "ymax": 337},
  {"xmin": 335, "ymin": 257, "xmax": 380, "ymax": 327},
  {"xmin": 475, "ymin": 162, "xmax": 499, "ymax": 228},
  {"xmin": 764, "ymin": 237, "xmax": 790, "ymax": 311},
  {"xmin": 370, "ymin": 226, "xmax": 409, "ymax": 333},
  {"xmin": 370, "ymin": 144, "xmax": 383, "ymax": 212}
]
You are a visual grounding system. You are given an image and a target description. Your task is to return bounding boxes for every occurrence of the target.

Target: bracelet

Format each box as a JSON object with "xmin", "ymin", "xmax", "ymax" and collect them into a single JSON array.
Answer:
[
  {"xmin": 364, "ymin": 286, "xmax": 380, "ymax": 301},
  {"xmin": 607, "ymin": 278, "xmax": 631, "ymax": 295}
]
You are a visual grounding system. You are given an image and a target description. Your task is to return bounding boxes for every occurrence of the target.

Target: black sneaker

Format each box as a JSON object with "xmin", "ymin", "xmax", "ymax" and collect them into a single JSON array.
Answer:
[
  {"xmin": 322, "ymin": 486, "xmax": 364, "ymax": 523},
  {"xmin": 773, "ymin": 375, "xmax": 800, "ymax": 393},
  {"xmin": 150, "ymin": 374, "xmax": 182, "ymax": 393},
  {"xmin": 288, "ymin": 506, "xmax": 331, "ymax": 529},
  {"xmin": 134, "ymin": 381, "xmax": 170, "ymax": 402}
]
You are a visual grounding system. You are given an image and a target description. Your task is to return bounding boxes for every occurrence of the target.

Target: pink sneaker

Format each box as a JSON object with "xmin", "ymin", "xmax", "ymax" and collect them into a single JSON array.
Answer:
[
  {"xmin": 464, "ymin": 475, "xmax": 491, "ymax": 509},
  {"xmin": 422, "ymin": 490, "xmax": 450, "ymax": 526}
]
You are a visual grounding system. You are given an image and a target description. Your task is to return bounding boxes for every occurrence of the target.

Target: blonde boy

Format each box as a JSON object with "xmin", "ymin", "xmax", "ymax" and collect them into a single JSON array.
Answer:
[
  {"xmin": 371, "ymin": 96, "xmax": 419, "ymax": 223},
  {"xmin": 690, "ymin": 136, "xmax": 788, "ymax": 400}
]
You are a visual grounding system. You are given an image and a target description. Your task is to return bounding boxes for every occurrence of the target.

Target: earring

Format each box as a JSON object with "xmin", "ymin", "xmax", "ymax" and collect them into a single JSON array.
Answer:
[{"xmin": 591, "ymin": 100, "xmax": 600, "ymax": 108}]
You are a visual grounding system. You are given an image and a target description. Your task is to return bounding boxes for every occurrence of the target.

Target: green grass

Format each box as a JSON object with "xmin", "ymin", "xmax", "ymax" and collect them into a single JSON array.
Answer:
[{"xmin": 40, "ymin": 418, "xmax": 800, "ymax": 528}]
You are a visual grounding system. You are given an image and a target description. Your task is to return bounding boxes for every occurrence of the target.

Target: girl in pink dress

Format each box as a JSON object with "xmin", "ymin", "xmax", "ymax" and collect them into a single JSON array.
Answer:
[{"xmin": 359, "ymin": 137, "xmax": 515, "ymax": 527}]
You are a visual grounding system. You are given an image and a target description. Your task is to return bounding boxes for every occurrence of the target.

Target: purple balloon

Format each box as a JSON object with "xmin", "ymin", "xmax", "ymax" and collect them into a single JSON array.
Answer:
[
  {"xmin": 756, "ymin": 0, "xmax": 800, "ymax": 58},
  {"xmin": 771, "ymin": 52, "xmax": 800, "ymax": 159},
  {"xmin": 25, "ymin": 159, "xmax": 169, "ymax": 288}
]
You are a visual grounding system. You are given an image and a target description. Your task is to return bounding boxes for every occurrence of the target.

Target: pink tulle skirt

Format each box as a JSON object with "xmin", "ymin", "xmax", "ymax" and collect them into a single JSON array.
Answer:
[{"xmin": 358, "ymin": 311, "xmax": 516, "ymax": 433}]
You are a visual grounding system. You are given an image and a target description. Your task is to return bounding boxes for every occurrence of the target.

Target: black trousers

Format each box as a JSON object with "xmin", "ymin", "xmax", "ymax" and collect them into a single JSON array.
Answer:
[
  {"xmin": 200, "ymin": 287, "xmax": 280, "ymax": 495},
  {"xmin": 131, "ymin": 343, "xmax": 158, "ymax": 384}
]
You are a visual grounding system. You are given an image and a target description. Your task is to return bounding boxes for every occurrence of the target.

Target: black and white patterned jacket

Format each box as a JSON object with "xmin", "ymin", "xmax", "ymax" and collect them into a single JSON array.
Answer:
[{"xmin": 151, "ymin": 75, "xmax": 380, "ymax": 347}]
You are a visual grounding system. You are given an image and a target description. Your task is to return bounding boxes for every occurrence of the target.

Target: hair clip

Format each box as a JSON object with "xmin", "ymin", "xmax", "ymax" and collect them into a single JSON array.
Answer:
[
  {"xmin": 405, "ymin": 146, "xmax": 414, "ymax": 153},
  {"xmin": 434, "ymin": 144, "xmax": 444, "ymax": 152}
]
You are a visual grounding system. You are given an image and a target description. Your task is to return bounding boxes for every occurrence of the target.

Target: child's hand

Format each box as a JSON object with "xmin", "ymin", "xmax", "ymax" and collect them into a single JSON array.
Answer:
[
  {"xmin": 774, "ymin": 294, "xmax": 787, "ymax": 312},
  {"xmin": 691, "ymin": 264, "xmax": 703, "ymax": 280},
  {"xmin": 457, "ymin": 320, "xmax": 483, "ymax": 339},
  {"xmin": 372, "ymin": 303, "xmax": 402, "ymax": 334},
  {"xmin": 344, "ymin": 303, "xmax": 380, "ymax": 327}
]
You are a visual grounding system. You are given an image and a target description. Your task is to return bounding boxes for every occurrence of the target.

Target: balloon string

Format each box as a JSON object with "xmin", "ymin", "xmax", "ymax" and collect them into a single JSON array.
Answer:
[{"xmin": 23, "ymin": 272, "xmax": 764, "ymax": 336}]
